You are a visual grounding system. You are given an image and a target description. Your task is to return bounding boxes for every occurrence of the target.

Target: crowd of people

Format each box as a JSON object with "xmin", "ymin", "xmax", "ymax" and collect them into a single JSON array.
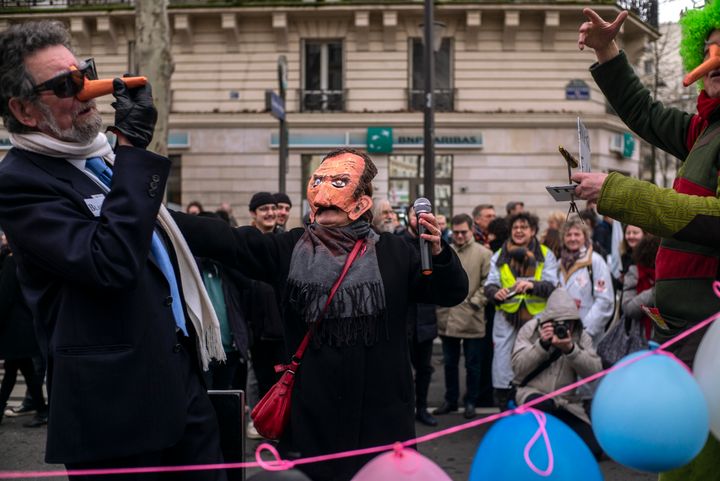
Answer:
[
  {"xmin": 1, "ymin": 4, "xmax": 720, "ymax": 481},
  {"xmin": 374, "ymin": 199, "xmax": 653, "ymax": 456},
  {"xmin": 178, "ymin": 189, "xmax": 653, "ymax": 438}
]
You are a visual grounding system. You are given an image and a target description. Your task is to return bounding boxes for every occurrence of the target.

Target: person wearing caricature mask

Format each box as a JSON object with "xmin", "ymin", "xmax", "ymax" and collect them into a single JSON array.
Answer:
[{"xmin": 173, "ymin": 147, "xmax": 468, "ymax": 481}]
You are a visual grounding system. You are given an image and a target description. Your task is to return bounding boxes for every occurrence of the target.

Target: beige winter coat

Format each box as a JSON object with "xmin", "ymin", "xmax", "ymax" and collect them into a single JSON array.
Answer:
[
  {"xmin": 511, "ymin": 290, "xmax": 602, "ymax": 424},
  {"xmin": 436, "ymin": 240, "xmax": 492, "ymax": 338}
]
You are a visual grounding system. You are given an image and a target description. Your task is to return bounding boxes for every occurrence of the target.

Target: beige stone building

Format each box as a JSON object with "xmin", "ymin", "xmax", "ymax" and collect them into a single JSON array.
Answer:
[{"xmin": 0, "ymin": 1, "xmax": 658, "ymax": 227}]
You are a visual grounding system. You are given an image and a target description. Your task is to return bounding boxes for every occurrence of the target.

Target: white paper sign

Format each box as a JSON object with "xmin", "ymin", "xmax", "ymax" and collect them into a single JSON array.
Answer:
[{"xmin": 578, "ymin": 117, "xmax": 591, "ymax": 172}]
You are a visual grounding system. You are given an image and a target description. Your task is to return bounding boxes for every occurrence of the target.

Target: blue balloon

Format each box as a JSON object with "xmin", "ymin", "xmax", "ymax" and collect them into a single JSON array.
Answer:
[
  {"xmin": 469, "ymin": 411, "xmax": 603, "ymax": 481},
  {"xmin": 592, "ymin": 350, "xmax": 709, "ymax": 472}
]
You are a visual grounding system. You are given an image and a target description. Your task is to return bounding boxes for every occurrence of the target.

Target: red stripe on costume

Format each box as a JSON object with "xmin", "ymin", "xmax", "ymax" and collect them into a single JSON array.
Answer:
[
  {"xmin": 672, "ymin": 177, "xmax": 715, "ymax": 197},
  {"xmin": 656, "ymin": 246, "xmax": 719, "ymax": 280},
  {"xmin": 686, "ymin": 114, "xmax": 707, "ymax": 150}
]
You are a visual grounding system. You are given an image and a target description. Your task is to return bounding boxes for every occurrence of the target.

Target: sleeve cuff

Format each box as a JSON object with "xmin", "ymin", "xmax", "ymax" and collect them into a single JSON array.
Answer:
[
  {"xmin": 564, "ymin": 344, "xmax": 580, "ymax": 359},
  {"xmin": 589, "ymin": 50, "xmax": 628, "ymax": 76},
  {"xmin": 432, "ymin": 240, "xmax": 453, "ymax": 265}
]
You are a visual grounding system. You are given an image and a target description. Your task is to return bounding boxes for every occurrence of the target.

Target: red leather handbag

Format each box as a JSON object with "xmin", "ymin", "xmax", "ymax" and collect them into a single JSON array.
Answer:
[{"xmin": 251, "ymin": 239, "xmax": 365, "ymax": 440}]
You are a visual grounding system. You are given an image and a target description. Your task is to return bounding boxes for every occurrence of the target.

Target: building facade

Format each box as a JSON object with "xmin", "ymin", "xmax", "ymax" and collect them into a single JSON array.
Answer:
[{"xmin": 0, "ymin": 0, "xmax": 659, "ymax": 226}]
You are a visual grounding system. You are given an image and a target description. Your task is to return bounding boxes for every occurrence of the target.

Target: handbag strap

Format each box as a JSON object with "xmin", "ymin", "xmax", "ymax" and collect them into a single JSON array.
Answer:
[{"xmin": 291, "ymin": 239, "xmax": 365, "ymax": 363}]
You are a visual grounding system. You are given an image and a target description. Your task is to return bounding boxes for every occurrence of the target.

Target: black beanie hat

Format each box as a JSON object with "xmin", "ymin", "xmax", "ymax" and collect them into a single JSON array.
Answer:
[
  {"xmin": 249, "ymin": 192, "xmax": 276, "ymax": 211},
  {"xmin": 274, "ymin": 192, "xmax": 292, "ymax": 207}
]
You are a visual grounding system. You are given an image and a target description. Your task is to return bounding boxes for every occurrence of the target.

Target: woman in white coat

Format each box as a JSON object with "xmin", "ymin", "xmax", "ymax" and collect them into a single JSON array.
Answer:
[{"xmin": 557, "ymin": 216, "xmax": 614, "ymax": 346}]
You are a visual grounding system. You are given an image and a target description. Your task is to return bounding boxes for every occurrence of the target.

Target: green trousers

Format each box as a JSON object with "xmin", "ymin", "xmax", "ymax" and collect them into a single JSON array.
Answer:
[{"xmin": 659, "ymin": 435, "xmax": 720, "ymax": 481}]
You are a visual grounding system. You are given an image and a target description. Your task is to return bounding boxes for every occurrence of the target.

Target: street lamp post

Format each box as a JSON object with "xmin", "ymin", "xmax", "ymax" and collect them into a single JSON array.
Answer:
[
  {"xmin": 422, "ymin": 0, "xmax": 435, "ymax": 206},
  {"xmin": 421, "ymin": 0, "xmax": 444, "ymax": 207},
  {"xmin": 266, "ymin": 56, "xmax": 289, "ymax": 192},
  {"xmin": 278, "ymin": 55, "xmax": 289, "ymax": 194}
]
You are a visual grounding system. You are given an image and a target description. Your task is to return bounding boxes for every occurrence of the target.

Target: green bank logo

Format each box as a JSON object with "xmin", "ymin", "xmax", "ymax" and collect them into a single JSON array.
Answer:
[{"xmin": 367, "ymin": 127, "xmax": 393, "ymax": 153}]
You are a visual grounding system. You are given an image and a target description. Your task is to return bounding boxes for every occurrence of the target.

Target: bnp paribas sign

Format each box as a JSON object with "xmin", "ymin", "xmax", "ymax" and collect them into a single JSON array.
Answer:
[{"xmin": 367, "ymin": 127, "xmax": 483, "ymax": 153}]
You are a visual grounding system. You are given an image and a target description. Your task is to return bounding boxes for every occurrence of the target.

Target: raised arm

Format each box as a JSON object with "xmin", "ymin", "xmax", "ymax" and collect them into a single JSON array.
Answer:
[
  {"xmin": 594, "ymin": 173, "xmax": 720, "ymax": 247},
  {"xmin": 512, "ymin": 321, "xmax": 552, "ymax": 381},
  {"xmin": 0, "ymin": 147, "xmax": 169, "ymax": 288},
  {"xmin": 171, "ymin": 211, "xmax": 302, "ymax": 284}
]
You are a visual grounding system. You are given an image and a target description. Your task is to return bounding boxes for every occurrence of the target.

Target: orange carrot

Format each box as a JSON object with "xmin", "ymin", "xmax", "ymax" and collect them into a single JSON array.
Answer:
[
  {"xmin": 76, "ymin": 77, "xmax": 147, "ymax": 101},
  {"xmin": 683, "ymin": 44, "xmax": 720, "ymax": 87}
]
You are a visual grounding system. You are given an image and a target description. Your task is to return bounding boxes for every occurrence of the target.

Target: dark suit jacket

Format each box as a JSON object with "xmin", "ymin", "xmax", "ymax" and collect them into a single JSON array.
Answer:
[{"xmin": 0, "ymin": 146, "xmax": 191, "ymax": 464}]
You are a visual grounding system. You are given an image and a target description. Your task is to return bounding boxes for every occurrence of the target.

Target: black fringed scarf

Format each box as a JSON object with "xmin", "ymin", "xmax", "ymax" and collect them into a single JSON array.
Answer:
[
  {"xmin": 496, "ymin": 237, "xmax": 545, "ymax": 275},
  {"xmin": 286, "ymin": 220, "xmax": 387, "ymax": 346},
  {"xmin": 495, "ymin": 237, "xmax": 545, "ymax": 327}
]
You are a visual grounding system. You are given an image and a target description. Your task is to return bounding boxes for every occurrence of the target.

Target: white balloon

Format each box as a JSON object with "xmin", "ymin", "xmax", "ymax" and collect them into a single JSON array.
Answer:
[{"xmin": 694, "ymin": 320, "xmax": 720, "ymax": 439}]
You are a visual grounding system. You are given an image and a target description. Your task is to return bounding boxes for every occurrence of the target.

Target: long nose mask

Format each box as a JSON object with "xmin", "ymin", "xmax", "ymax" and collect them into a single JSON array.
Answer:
[
  {"xmin": 684, "ymin": 43, "xmax": 720, "ymax": 87},
  {"xmin": 76, "ymin": 74, "xmax": 147, "ymax": 101}
]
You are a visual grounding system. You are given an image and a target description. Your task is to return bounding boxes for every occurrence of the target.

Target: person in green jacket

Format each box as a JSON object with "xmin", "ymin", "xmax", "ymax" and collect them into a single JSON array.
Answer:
[{"xmin": 573, "ymin": 6, "xmax": 720, "ymax": 481}]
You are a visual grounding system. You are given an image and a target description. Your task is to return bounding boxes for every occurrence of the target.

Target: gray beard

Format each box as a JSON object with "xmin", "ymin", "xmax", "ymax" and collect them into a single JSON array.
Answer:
[{"xmin": 35, "ymin": 100, "xmax": 102, "ymax": 144}]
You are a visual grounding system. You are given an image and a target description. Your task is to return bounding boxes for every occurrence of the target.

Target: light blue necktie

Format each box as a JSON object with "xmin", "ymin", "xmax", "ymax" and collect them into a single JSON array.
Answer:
[{"xmin": 85, "ymin": 157, "xmax": 188, "ymax": 336}]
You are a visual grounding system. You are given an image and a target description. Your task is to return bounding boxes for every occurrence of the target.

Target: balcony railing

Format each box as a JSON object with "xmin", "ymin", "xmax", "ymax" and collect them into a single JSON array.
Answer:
[
  {"xmin": 408, "ymin": 89, "xmax": 455, "ymax": 112},
  {"xmin": 0, "ymin": 0, "xmax": 131, "ymax": 7},
  {"xmin": 0, "ymin": 0, "xmax": 661, "ymax": 29},
  {"xmin": 298, "ymin": 89, "xmax": 345, "ymax": 113},
  {"xmin": 0, "ymin": 0, "xmax": 273, "ymax": 5},
  {"xmin": 617, "ymin": 0, "xmax": 658, "ymax": 28}
]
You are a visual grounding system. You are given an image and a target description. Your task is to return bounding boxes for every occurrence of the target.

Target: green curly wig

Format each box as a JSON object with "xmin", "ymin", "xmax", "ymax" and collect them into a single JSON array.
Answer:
[{"xmin": 680, "ymin": 0, "xmax": 720, "ymax": 77}]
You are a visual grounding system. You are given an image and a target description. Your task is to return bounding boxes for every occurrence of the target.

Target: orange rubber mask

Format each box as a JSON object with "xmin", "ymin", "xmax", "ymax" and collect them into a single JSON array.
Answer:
[
  {"xmin": 684, "ymin": 43, "xmax": 720, "ymax": 87},
  {"xmin": 306, "ymin": 153, "xmax": 373, "ymax": 223}
]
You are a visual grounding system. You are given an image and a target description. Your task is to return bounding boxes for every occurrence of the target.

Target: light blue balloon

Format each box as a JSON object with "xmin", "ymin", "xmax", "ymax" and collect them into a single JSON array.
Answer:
[
  {"xmin": 469, "ymin": 411, "xmax": 603, "ymax": 481},
  {"xmin": 592, "ymin": 350, "xmax": 709, "ymax": 472}
]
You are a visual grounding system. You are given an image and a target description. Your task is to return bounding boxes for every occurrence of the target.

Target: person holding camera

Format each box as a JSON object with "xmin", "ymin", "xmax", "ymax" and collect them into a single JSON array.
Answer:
[
  {"xmin": 512, "ymin": 288, "xmax": 603, "ymax": 459},
  {"xmin": 484, "ymin": 212, "xmax": 558, "ymax": 409}
]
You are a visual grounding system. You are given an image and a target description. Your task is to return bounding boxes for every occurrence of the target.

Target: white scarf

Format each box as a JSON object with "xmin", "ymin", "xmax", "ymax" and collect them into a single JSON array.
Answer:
[{"xmin": 10, "ymin": 132, "xmax": 225, "ymax": 369}]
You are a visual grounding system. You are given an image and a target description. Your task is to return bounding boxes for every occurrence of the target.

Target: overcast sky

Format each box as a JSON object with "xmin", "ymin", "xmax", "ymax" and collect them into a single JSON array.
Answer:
[{"xmin": 659, "ymin": 0, "xmax": 704, "ymax": 23}]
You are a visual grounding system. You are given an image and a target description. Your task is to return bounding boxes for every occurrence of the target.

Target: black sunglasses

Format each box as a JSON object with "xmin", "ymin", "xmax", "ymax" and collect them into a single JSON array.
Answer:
[{"xmin": 32, "ymin": 58, "xmax": 97, "ymax": 98}]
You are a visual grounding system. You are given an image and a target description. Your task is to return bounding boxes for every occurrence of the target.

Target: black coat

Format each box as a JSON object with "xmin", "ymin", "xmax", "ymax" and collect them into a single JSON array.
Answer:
[
  {"xmin": 0, "ymin": 147, "xmax": 194, "ymax": 464},
  {"xmin": 397, "ymin": 230, "xmax": 438, "ymax": 343},
  {"xmin": 0, "ymin": 254, "xmax": 39, "ymax": 360},
  {"xmin": 173, "ymin": 214, "xmax": 468, "ymax": 481}
]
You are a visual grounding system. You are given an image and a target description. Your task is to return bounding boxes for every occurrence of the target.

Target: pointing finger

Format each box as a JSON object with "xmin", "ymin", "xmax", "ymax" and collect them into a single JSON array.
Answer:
[
  {"xmin": 609, "ymin": 10, "xmax": 629, "ymax": 33},
  {"xmin": 583, "ymin": 8, "xmax": 606, "ymax": 24}
]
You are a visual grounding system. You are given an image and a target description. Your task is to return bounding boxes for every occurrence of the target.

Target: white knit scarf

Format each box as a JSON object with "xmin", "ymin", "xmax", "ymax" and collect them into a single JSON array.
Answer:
[{"xmin": 10, "ymin": 132, "xmax": 225, "ymax": 369}]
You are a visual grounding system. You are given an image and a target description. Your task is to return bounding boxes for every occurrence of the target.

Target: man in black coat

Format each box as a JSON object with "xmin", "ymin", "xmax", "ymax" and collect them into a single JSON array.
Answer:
[
  {"xmin": 0, "ymin": 21, "xmax": 226, "ymax": 481},
  {"xmin": 173, "ymin": 148, "xmax": 468, "ymax": 481},
  {"xmin": 397, "ymin": 205, "xmax": 440, "ymax": 427}
]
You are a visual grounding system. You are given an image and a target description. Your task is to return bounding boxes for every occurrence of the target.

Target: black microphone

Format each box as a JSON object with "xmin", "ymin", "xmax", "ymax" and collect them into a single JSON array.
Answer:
[{"xmin": 413, "ymin": 197, "xmax": 433, "ymax": 276}]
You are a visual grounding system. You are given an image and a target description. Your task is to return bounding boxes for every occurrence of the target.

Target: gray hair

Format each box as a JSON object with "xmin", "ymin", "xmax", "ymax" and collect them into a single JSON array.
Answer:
[
  {"xmin": 559, "ymin": 214, "xmax": 592, "ymax": 245},
  {"xmin": 0, "ymin": 21, "xmax": 72, "ymax": 133}
]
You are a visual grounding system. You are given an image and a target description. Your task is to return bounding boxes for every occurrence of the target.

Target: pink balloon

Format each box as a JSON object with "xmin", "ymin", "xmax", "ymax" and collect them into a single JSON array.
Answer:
[{"xmin": 351, "ymin": 445, "xmax": 452, "ymax": 481}]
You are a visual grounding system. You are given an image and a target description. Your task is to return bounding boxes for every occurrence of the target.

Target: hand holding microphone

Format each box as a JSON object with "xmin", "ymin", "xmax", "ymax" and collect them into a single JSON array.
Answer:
[{"xmin": 413, "ymin": 197, "xmax": 443, "ymax": 276}]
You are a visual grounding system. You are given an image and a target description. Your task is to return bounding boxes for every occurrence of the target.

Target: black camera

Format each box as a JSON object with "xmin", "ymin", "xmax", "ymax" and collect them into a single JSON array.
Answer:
[{"xmin": 552, "ymin": 320, "xmax": 569, "ymax": 339}]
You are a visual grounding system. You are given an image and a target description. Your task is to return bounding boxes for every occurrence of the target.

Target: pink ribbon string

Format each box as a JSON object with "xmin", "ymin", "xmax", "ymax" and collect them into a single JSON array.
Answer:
[
  {"xmin": 522, "ymin": 409, "xmax": 554, "ymax": 476},
  {"xmin": 255, "ymin": 443, "xmax": 295, "ymax": 471},
  {"xmin": 2, "ymin": 281, "xmax": 719, "ymax": 480}
]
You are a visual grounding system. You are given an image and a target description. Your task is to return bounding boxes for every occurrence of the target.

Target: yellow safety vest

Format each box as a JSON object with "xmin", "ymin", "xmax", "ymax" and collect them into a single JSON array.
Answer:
[{"xmin": 497, "ymin": 244, "xmax": 549, "ymax": 316}]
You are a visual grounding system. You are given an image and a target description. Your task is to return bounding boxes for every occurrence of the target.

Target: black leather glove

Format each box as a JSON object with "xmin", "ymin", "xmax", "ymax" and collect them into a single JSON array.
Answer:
[{"xmin": 110, "ymin": 76, "xmax": 157, "ymax": 149}]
